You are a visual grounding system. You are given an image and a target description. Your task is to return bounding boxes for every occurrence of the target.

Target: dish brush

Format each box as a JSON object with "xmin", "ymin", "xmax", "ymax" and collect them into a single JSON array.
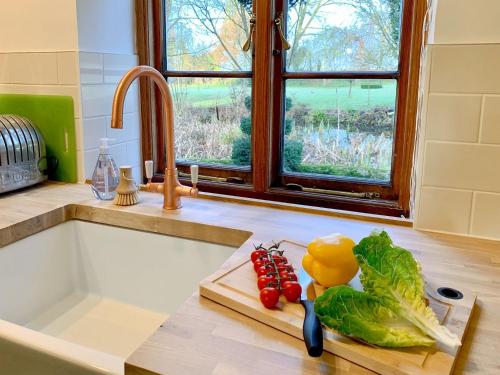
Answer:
[{"xmin": 113, "ymin": 166, "xmax": 140, "ymax": 206}]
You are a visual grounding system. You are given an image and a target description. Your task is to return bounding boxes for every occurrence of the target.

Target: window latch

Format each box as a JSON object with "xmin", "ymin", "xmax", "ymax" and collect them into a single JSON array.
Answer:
[
  {"xmin": 274, "ymin": 12, "xmax": 291, "ymax": 51},
  {"xmin": 285, "ymin": 183, "xmax": 381, "ymax": 199},
  {"xmin": 179, "ymin": 171, "xmax": 244, "ymax": 184},
  {"xmin": 242, "ymin": 14, "xmax": 256, "ymax": 52}
]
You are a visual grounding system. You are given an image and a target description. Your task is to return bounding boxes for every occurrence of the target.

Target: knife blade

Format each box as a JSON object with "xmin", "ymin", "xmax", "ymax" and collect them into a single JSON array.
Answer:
[{"xmin": 298, "ymin": 267, "xmax": 323, "ymax": 357}]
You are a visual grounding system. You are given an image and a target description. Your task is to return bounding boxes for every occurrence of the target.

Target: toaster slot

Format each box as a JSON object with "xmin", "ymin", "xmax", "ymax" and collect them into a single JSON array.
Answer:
[
  {"xmin": 10, "ymin": 115, "xmax": 36, "ymax": 161},
  {"xmin": 2, "ymin": 116, "xmax": 29, "ymax": 162},
  {"xmin": 0, "ymin": 118, "xmax": 17, "ymax": 164},
  {"xmin": 0, "ymin": 129, "xmax": 7, "ymax": 166},
  {"xmin": 24, "ymin": 118, "xmax": 43, "ymax": 160}
]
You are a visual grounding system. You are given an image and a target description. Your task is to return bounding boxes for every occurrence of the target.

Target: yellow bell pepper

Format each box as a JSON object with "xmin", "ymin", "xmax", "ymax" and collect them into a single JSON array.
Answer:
[{"xmin": 302, "ymin": 233, "xmax": 359, "ymax": 287}]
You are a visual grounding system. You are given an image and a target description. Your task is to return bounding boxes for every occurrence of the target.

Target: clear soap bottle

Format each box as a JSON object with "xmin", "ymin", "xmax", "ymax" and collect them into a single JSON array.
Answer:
[{"xmin": 91, "ymin": 138, "xmax": 120, "ymax": 200}]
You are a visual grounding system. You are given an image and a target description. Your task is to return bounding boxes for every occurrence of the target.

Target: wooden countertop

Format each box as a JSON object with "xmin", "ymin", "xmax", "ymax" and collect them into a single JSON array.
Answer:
[{"xmin": 0, "ymin": 182, "xmax": 498, "ymax": 374}]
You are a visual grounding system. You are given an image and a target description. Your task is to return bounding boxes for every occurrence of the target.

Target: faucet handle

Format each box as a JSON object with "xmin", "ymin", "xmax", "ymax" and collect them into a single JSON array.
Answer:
[
  {"xmin": 145, "ymin": 160, "xmax": 154, "ymax": 181},
  {"xmin": 190, "ymin": 165, "xmax": 199, "ymax": 188}
]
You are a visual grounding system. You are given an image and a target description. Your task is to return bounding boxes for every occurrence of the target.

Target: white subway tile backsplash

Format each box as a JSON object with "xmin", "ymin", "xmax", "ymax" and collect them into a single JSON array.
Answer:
[
  {"xmin": 80, "ymin": 82, "xmax": 138, "ymax": 118},
  {"xmin": 103, "ymin": 54, "xmax": 138, "ymax": 84},
  {"xmin": 470, "ymin": 192, "xmax": 500, "ymax": 239},
  {"xmin": 0, "ymin": 54, "xmax": 8, "ymax": 83},
  {"xmin": 106, "ymin": 112, "xmax": 140, "ymax": 143},
  {"xmin": 57, "ymin": 52, "xmax": 79, "ymax": 85},
  {"xmin": 77, "ymin": 0, "xmax": 135, "ymax": 55},
  {"xmin": 131, "ymin": 165, "xmax": 142, "ymax": 184},
  {"xmin": 434, "ymin": 0, "xmax": 500, "ymax": 45},
  {"xmin": 125, "ymin": 140, "xmax": 141, "ymax": 166},
  {"xmin": 79, "ymin": 52, "xmax": 103, "ymax": 84},
  {"xmin": 81, "ymin": 85, "xmax": 112, "ymax": 117},
  {"xmin": 83, "ymin": 148, "xmax": 99, "ymax": 180},
  {"xmin": 481, "ymin": 96, "xmax": 500, "ymax": 145},
  {"xmin": 83, "ymin": 116, "xmax": 107, "ymax": 150},
  {"xmin": 124, "ymin": 82, "xmax": 139, "ymax": 113},
  {"xmin": 416, "ymin": 6, "xmax": 500, "ymax": 240},
  {"xmin": 109, "ymin": 143, "xmax": 128, "ymax": 169},
  {"xmin": 423, "ymin": 141, "xmax": 500, "ymax": 192},
  {"xmin": 8, "ymin": 53, "xmax": 58, "ymax": 84},
  {"xmin": 430, "ymin": 45, "xmax": 500, "ymax": 94},
  {"xmin": 415, "ymin": 187, "xmax": 473, "ymax": 234},
  {"xmin": 426, "ymin": 94, "xmax": 481, "ymax": 142}
]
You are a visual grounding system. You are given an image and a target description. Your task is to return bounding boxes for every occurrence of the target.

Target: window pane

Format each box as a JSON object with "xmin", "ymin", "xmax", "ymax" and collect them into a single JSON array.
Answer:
[
  {"xmin": 165, "ymin": 0, "xmax": 252, "ymax": 71},
  {"xmin": 286, "ymin": 0, "xmax": 401, "ymax": 72},
  {"xmin": 283, "ymin": 79, "xmax": 396, "ymax": 181},
  {"xmin": 170, "ymin": 77, "xmax": 252, "ymax": 167}
]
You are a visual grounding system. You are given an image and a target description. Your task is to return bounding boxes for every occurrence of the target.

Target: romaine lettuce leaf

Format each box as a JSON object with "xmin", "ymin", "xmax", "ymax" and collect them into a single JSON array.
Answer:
[
  {"xmin": 353, "ymin": 230, "xmax": 461, "ymax": 348},
  {"xmin": 314, "ymin": 285, "xmax": 435, "ymax": 347}
]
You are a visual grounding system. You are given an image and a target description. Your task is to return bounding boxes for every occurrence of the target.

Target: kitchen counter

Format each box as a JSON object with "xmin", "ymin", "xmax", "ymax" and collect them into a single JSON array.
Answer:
[{"xmin": 0, "ymin": 182, "xmax": 498, "ymax": 374}]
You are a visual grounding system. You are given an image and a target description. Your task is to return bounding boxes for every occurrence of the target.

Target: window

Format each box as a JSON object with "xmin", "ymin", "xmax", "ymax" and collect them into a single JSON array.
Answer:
[{"xmin": 137, "ymin": 0, "xmax": 424, "ymax": 217}]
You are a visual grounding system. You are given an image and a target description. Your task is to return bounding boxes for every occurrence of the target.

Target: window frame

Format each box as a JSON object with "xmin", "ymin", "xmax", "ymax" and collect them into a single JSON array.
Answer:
[{"xmin": 137, "ymin": 0, "xmax": 425, "ymax": 217}]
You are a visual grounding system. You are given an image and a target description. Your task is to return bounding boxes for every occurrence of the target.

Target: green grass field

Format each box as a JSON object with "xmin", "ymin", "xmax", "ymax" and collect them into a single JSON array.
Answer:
[{"xmin": 179, "ymin": 80, "xmax": 397, "ymax": 111}]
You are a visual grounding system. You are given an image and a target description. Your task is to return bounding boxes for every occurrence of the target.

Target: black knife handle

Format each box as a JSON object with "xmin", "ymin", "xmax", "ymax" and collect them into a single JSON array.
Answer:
[{"xmin": 300, "ymin": 299, "xmax": 323, "ymax": 357}]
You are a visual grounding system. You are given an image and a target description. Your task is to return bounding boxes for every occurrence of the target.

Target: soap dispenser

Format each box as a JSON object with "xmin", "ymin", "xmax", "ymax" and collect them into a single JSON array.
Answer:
[{"xmin": 91, "ymin": 138, "xmax": 120, "ymax": 200}]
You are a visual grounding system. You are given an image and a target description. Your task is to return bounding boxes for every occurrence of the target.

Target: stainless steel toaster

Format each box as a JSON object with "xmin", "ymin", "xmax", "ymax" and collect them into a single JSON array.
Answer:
[{"xmin": 0, "ymin": 114, "xmax": 47, "ymax": 193}]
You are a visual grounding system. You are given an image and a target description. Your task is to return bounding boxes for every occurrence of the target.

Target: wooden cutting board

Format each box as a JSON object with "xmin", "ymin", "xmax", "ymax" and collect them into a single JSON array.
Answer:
[{"xmin": 199, "ymin": 239, "xmax": 476, "ymax": 375}]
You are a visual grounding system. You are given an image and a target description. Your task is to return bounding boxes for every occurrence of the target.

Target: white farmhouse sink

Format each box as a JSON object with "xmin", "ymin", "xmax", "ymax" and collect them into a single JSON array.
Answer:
[{"xmin": 0, "ymin": 220, "xmax": 238, "ymax": 375}]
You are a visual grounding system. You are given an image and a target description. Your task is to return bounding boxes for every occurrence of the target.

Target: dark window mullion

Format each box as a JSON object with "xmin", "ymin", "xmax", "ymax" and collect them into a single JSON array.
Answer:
[
  {"xmin": 163, "ymin": 71, "xmax": 253, "ymax": 78},
  {"xmin": 282, "ymin": 71, "xmax": 400, "ymax": 80}
]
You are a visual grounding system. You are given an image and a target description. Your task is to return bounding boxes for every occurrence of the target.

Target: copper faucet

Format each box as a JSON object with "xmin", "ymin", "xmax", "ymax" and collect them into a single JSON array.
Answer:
[{"xmin": 110, "ymin": 65, "xmax": 198, "ymax": 209}]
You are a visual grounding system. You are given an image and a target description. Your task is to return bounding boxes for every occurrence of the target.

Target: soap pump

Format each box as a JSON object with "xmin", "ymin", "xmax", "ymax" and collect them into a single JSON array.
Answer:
[{"xmin": 91, "ymin": 138, "xmax": 120, "ymax": 200}]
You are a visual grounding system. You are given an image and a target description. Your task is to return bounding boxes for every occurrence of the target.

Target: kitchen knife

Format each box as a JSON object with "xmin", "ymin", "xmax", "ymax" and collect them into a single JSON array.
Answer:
[{"xmin": 298, "ymin": 268, "xmax": 323, "ymax": 357}]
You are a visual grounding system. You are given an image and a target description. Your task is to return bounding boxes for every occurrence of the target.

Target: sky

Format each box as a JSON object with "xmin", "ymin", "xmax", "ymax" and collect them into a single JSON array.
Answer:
[{"xmin": 173, "ymin": 2, "xmax": 358, "ymax": 47}]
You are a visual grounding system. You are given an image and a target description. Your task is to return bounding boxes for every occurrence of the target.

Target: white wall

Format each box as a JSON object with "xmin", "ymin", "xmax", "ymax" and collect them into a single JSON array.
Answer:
[
  {"xmin": 0, "ymin": 0, "xmax": 83, "ymax": 179},
  {"xmin": 79, "ymin": 53, "xmax": 141, "ymax": 182},
  {"xmin": 414, "ymin": 0, "xmax": 500, "ymax": 240},
  {"xmin": 77, "ymin": 0, "xmax": 136, "ymax": 55},
  {"xmin": 76, "ymin": 0, "xmax": 142, "ymax": 183},
  {"xmin": 0, "ymin": 0, "xmax": 141, "ymax": 183},
  {"xmin": 0, "ymin": 0, "xmax": 78, "ymax": 53}
]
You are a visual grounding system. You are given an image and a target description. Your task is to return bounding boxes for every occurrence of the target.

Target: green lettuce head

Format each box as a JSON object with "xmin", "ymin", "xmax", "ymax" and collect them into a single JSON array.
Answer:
[
  {"xmin": 353, "ymin": 230, "xmax": 461, "ymax": 348},
  {"xmin": 314, "ymin": 285, "xmax": 434, "ymax": 347}
]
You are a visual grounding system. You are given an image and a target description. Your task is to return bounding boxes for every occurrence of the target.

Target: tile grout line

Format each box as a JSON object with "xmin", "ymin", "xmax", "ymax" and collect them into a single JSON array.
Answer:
[
  {"xmin": 427, "ymin": 139, "xmax": 500, "ymax": 147},
  {"xmin": 55, "ymin": 52, "xmax": 61, "ymax": 85},
  {"xmin": 468, "ymin": 191, "xmax": 477, "ymax": 235},
  {"xmin": 421, "ymin": 184, "xmax": 500, "ymax": 195},
  {"xmin": 477, "ymin": 95, "xmax": 486, "ymax": 143}
]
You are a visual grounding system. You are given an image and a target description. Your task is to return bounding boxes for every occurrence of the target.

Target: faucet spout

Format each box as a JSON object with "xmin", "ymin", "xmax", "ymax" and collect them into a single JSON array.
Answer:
[{"xmin": 111, "ymin": 65, "xmax": 197, "ymax": 209}]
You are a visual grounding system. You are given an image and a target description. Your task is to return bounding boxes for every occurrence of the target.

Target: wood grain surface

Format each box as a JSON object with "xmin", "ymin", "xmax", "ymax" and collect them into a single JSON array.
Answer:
[
  {"xmin": 200, "ymin": 240, "xmax": 476, "ymax": 375},
  {"xmin": 0, "ymin": 182, "xmax": 498, "ymax": 374}
]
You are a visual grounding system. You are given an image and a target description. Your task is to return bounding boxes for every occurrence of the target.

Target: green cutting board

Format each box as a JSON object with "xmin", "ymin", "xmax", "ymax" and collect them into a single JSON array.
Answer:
[{"xmin": 0, "ymin": 94, "xmax": 77, "ymax": 182}]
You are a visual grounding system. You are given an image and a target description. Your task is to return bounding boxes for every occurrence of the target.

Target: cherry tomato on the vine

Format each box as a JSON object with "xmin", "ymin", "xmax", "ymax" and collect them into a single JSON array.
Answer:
[
  {"xmin": 259, "ymin": 287, "xmax": 280, "ymax": 308},
  {"xmin": 272, "ymin": 255, "xmax": 288, "ymax": 264},
  {"xmin": 276, "ymin": 264, "xmax": 294, "ymax": 273},
  {"xmin": 257, "ymin": 265, "xmax": 275, "ymax": 277},
  {"xmin": 251, "ymin": 249, "xmax": 268, "ymax": 263},
  {"xmin": 253, "ymin": 258, "xmax": 271, "ymax": 272},
  {"xmin": 282, "ymin": 281, "xmax": 302, "ymax": 302},
  {"xmin": 257, "ymin": 275, "xmax": 277, "ymax": 290}
]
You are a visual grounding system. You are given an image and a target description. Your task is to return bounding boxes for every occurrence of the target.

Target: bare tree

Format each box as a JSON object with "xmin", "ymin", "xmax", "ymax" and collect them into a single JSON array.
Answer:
[{"xmin": 181, "ymin": 0, "xmax": 251, "ymax": 70}]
